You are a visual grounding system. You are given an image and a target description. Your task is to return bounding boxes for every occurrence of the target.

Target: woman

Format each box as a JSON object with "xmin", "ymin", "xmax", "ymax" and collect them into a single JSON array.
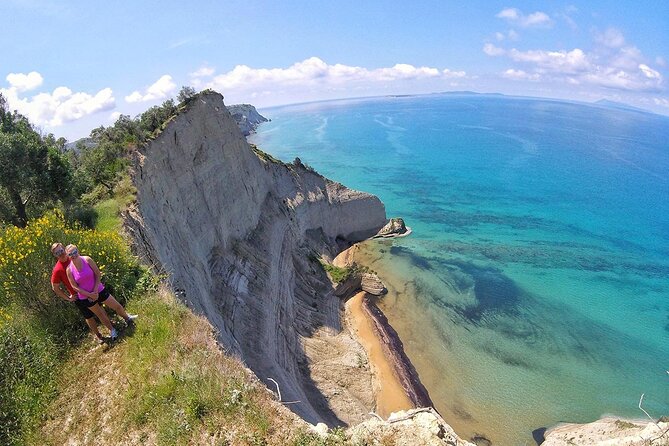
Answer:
[
  {"xmin": 51, "ymin": 242, "xmax": 113, "ymax": 344},
  {"xmin": 65, "ymin": 244, "xmax": 137, "ymax": 341}
]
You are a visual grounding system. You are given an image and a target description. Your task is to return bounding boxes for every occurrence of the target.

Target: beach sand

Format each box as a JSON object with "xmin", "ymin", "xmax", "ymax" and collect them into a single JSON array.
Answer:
[{"xmin": 345, "ymin": 291, "xmax": 412, "ymax": 418}]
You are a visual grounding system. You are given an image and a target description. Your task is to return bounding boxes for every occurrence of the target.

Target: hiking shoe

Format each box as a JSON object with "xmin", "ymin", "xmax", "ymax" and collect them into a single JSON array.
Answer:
[
  {"xmin": 110, "ymin": 328, "xmax": 119, "ymax": 340},
  {"xmin": 95, "ymin": 335, "xmax": 108, "ymax": 345},
  {"xmin": 125, "ymin": 314, "xmax": 138, "ymax": 328}
]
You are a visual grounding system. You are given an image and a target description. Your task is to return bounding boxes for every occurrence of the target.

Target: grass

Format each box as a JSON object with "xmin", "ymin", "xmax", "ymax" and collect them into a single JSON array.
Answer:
[
  {"xmin": 318, "ymin": 259, "xmax": 371, "ymax": 285},
  {"xmin": 320, "ymin": 262, "xmax": 352, "ymax": 284},
  {"xmin": 93, "ymin": 198, "xmax": 123, "ymax": 232},
  {"xmin": 93, "ymin": 179, "xmax": 135, "ymax": 232},
  {"xmin": 29, "ymin": 287, "xmax": 360, "ymax": 446},
  {"xmin": 614, "ymin": 419, "xmax": 638, "ymax": 430}
]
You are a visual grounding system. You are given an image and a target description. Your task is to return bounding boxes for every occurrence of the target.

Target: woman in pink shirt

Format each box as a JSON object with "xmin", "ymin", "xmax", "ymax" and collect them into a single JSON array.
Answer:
[{"xmin": 65, "ymin": 244, "xmax": 137, "ymax": 341}]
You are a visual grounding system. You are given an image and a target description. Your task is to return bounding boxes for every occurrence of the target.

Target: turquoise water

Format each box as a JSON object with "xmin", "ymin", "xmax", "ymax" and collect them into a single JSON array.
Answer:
[{"xmin": 249, "ymin": 94, "xmax": 669, "ymax": 445}]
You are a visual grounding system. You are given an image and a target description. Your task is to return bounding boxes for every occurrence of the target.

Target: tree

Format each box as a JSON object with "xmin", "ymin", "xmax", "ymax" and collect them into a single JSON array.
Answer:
[
  {"xmin": 78, "ymin": 141, "xmax": 127, "ymax": 194},
  {"xmin": 0, "ymin": 94, "xmax": 72, "ymax": 227},
  {"xmin": 177, "ymin": 86, "xmax": 197, "ymax": 104}
]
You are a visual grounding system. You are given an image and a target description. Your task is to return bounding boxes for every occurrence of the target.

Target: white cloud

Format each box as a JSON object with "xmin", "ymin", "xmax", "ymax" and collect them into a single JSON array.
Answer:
[
  {"xmin": 508, "ymin": 48, "xmax": 591, "ymax": 73},
  {"xmin": 653, "ymin": 97, "xmax": 669, "ymax": 107},
  {"xmin": 125, "ymin": 74, "xmax": 177, "ymax": 103},
  {"xmin": 1, "ymin": 75, "xmax": 115, "ymax": 127},
  {"xmin": 496, "ymin": 8, "xmax": 552, "ymax": 28},
  {"xmin": 494, "ymin": 30, "xmax": 520, "ymax": 42},
  {"xmin": 483, "ymin": 43, "xmax": 506, "ymax": 56},
  {"xmin": 109, "ymin": 111, "xmax": 122, "ymax": 122},
  {"xmin": 595, "ymin": 28, "xmax": 626, "ymax": 49},
  {"xmin": 206, "ymin": 57, "xmax": 464, "ymax": 91},
  {"xmin": 6, "ymin": 71, "xmax": 43, "ymax": 92},
  {"xmin": 190, "ymin": 66, "xmax": 215, "ymax": 77},
  {"xmin": 484, "ymin": 40, "xmax": 664, "ymax": 92},
  {"xmin": 639, "ymin": 64, "xmax": 661, "ymax": 79},
  {"xmin": 442, "ymin": 68, "xmax": 466, "ymax": 78},
  {"xmin": 502, "ymin": 69, "xmax": 540, "ymax": 81}
]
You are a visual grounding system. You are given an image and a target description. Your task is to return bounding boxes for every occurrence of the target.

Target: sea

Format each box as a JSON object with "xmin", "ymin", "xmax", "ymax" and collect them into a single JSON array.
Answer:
[{"xmin": 248, "ymin": 94, "xmax": 669, "ymax": 445}]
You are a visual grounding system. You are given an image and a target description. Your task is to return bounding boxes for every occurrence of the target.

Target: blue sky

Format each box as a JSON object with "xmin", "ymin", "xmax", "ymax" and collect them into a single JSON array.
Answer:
[{"xmin": 1, "ymin": 0, "xmax": 668, "ymax": 140}]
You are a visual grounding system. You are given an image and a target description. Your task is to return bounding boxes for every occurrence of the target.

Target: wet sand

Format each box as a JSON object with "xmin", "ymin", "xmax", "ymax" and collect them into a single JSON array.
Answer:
[{"xmin": 345, "ymin": 291, "xmax": 412, "ymax": 417}]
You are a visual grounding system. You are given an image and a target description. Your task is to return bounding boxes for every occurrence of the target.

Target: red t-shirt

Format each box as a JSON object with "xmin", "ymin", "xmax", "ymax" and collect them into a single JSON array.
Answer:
[{"xmin": 51, "ymin": 258, "xmax": 76, "ymax": 295}]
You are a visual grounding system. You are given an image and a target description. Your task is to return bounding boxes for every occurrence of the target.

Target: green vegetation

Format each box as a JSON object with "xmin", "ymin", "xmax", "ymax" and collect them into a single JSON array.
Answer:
[
  {"xmin": 614, "ymin": 419, "xmax": 638, "ymax": 430},
  {"xmin": 0, "ymin": 96, "xmax": 72, "ymax": 227},
  {"xmin": 0, "ymin": 210, "xmax": 143, "ymax": 445},
  {"xmin": 251, "ymin": 143, "xmax": 288, "ymax": 167},
  {"xmin": 321, "ymin": 261, "xmax": 353, "ymax": 284},
  {"xmin": 318, "ymin": 258, "xmax": 371, "ymax": 285}
]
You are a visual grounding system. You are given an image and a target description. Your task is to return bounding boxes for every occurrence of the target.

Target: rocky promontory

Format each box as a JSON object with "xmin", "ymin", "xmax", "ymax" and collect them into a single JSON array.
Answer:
[{"xmin": 227, "ymin": 103, "xmax": 268, "ymax": 136}]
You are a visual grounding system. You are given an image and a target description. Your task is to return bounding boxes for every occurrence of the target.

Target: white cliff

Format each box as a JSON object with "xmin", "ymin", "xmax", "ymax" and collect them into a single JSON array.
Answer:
[{"xmin": 123, "ymin": 91, "xmax": 386, "ymax": 426}]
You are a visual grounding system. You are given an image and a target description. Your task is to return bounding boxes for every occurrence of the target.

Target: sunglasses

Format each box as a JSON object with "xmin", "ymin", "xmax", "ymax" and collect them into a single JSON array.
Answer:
[
  {"xmin": 53, "ymin": 247, "xmax": 65, "ymax": 256},
  {"xmin": 67, "ymin": 248, "xmax": 79, "ymax": 258}
]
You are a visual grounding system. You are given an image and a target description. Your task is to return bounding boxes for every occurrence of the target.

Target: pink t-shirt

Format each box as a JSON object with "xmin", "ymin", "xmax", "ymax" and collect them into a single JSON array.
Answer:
[{"xmin": 68, "ymin": 257, "xmax": 104, "ymax": 299}]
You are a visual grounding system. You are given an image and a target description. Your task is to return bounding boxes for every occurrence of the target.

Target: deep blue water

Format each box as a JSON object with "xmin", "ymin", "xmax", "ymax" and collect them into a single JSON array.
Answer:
[{"xmin": 249, "ymin": 94, "xmax": 669, "ymax": 445}]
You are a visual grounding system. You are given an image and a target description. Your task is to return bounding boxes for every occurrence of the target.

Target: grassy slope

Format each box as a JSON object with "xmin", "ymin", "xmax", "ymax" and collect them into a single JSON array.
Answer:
[{"xmin": 31, "ymin": 287, "xmax": 350, "ymax": 446}]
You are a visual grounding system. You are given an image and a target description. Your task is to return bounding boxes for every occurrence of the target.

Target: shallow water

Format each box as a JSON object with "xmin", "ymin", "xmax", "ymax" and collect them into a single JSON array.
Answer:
[{"xmin": 250, "ymin": 94, "xmax": 669, "ymax": 445}]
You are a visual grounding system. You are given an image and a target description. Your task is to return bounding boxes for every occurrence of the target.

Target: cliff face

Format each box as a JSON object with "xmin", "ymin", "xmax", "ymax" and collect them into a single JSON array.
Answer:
[{"xmin": 124, "ymin": 92, "xmax": 386, "ymax": 425}]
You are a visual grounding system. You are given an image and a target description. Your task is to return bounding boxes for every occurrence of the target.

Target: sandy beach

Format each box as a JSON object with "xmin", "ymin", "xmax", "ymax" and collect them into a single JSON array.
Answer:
[{"xmin": 345, "ymin": 291, "xmax": 412, "ymax": 418}]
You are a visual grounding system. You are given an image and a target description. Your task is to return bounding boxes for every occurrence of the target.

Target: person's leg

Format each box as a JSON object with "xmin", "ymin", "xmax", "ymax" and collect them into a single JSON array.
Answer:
[
  {"xmin": 89, "ymin": 303, "xmax": 114, "ymax": 331},
  {"xmin": 75, "ymin": 301, "xmax": 103, "ymax": 338},
  {"xmin": 84, "ymin": 317, "xmax": 102, "ymax": 338},
  {"xmin": 102, "ymin": 295, "xmax": 130, "ymax": 320}
]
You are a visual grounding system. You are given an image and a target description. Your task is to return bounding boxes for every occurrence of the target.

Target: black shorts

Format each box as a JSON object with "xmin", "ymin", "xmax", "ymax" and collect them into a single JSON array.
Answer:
[{"xmin": 74, "ymin": 287, "xmax": 112, "ymax": 319}]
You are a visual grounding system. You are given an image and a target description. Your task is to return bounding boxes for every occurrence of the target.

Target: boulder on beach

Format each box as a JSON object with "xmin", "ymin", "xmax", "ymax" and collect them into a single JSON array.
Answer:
[
  {"xmin": 361, "ymin": 272, "xmax": 387, "ymax": 295},
  {"xmin": 376, "ymin": 217, "xmax": 408, "ymax": 237}
]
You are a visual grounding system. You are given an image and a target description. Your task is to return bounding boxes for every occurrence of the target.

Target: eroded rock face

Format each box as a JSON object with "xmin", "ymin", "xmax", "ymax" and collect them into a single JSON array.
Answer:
[{"xmin": 124, "ymin": 91, "xmax": 386, "ymax": 426}]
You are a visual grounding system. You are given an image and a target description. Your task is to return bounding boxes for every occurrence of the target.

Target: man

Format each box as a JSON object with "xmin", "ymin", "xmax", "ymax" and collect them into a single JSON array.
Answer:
[{"xmin": 50, "ymin": 242, "xmax": 118, "ymax": 343}]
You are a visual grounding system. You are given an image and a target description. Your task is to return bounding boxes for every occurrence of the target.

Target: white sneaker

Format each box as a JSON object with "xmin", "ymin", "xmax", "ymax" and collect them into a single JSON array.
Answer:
[
  {"xmin": 125, "ymin": 314, "xmax": 138, "ymax": 327},
  {"xmin": 110, "ymin": 328, "xmax": 119, "ymax": 340}
]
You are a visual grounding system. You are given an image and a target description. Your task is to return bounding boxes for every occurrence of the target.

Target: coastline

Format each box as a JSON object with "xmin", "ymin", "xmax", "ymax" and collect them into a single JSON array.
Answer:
[
  {"xmin": 337, "ymin": 239, "xmax": 669, "ymax": 446},
  {"xmin": 344, "ymin": 291, "xmax": 412, "ymax": 417},
  {"xmin": 336, "ymin": 240, "xmax": 434, "ymax": 418}
]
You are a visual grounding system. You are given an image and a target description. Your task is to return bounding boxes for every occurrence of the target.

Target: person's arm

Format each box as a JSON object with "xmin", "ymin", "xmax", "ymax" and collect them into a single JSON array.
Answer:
[
  {"xmin": 66, "ymin": 266, "xmax": 93, "ymax": 299},
  {"xmin": 86, "ymin": 256, "xmax": 102, "ymax": 298},
  {"xmin": 51, "ymin": 281, "xmax": 74, "ymax": 301}
]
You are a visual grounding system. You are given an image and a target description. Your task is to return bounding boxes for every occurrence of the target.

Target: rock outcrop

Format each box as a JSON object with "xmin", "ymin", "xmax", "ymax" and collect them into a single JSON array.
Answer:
[
  {"xmin": 361, "ymin": 272, "xmax": 387, "ymax": 295},
  {"xmin": 123, "ymin": 91, "xmax": 386, "ymax": 426},
  {"xmin": 542, "ymin": 417, "xmax": 669, "ymax": 446},
  {"xmin": 375, "ymin": 217, "xmax": 409, "ymax": 237},
  {"xmin": 348, "ymin": 408, "xmax": 475, "ymax": 446},
  {"xmin": 227, "ymin": 103, "xmax": 268, "ymax": 136}
]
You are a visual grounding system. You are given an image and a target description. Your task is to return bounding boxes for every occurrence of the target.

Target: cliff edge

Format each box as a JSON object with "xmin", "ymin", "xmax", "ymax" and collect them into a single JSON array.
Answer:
[{"xmin": 123, "ymin": 91, "xmax": 386, "ymax": 426}]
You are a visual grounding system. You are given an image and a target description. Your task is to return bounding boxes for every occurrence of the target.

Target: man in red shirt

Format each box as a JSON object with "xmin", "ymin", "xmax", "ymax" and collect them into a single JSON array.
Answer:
[{"xmin": 51, "ymin": 242, "xmax": 114, "ymax": 343}]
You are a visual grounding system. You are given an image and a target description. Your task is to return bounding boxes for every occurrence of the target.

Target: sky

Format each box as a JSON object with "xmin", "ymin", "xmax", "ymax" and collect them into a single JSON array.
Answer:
[{"xmin": 1, "ymin": 0, "xmax": 668, "ymax": 140}]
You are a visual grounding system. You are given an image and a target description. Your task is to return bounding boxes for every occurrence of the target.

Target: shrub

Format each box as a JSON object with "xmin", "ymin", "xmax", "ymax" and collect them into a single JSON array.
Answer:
[
  {"xmin": 64, "ymin": 203, "xmax": 97, "ymax": 229},
  {"xmin": 0, "ymin": 210, "xmax": 141, "ymax": 310}
]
